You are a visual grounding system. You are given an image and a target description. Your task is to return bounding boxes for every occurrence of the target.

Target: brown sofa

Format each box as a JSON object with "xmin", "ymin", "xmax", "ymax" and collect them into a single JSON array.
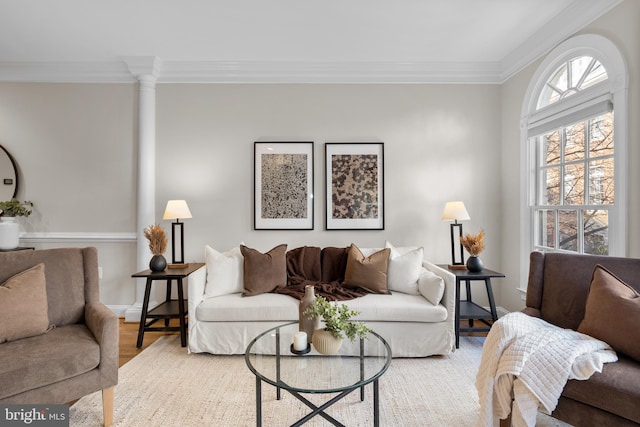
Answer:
[
  {"xmin": 0, "ymin": 247, "xmax": 118, "ymax": 426},
  {"xmin": 524, "ymin": 251, "xmax": 640, "ymax": 426}
]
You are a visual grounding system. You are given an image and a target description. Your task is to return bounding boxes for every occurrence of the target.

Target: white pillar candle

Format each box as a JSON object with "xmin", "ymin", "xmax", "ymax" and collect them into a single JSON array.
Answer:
[{"xmin": 293, "ymin": 331, "xmax": 307, "ymax": 351}]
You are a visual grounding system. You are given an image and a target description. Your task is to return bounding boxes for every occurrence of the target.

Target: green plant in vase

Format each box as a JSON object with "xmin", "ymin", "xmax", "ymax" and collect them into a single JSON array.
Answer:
[
  {"xmin": 0, "ymin": 199, "xmax": 33, "ymax": 250},
  {"xmin": 304, "ymin": 295, "xmax": 371, "ymax": 341},
  {"xmin": 0, "ymin": 199, "xmax": 33, "ymax": 217}
]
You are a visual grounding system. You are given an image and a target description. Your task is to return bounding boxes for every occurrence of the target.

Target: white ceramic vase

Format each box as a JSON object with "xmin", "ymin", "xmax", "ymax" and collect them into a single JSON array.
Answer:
[
  {"xmin": 312, "ymin": 329, "xmax": 343, "ymax": 355},
  {"xmin": 0, "ymin": 217, "xmax": 20, "ymax": 250}
]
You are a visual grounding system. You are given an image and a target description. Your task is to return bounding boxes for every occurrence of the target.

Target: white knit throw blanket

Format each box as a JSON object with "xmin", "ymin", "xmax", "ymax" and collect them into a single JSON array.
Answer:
[{"xmin": 475, "ymin": 312, "xmax": 617, "ymax": 427}]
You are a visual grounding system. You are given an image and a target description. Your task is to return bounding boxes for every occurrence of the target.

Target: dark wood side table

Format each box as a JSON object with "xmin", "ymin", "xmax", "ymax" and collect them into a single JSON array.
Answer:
[
  {"xmin": 132, "ymin": 262, "xmax": 205, "ymax": 348},
  {"xmin": 438, "ymin": 265, "xmax": 505, "ymax": 348}
]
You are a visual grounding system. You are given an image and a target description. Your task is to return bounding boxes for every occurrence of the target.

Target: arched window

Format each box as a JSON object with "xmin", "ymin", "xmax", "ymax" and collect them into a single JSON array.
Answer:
[
  {"xmin": 521, "ymin": 35, "xmax": 627, "ymax": 263},
  {"xmin": 537, "ymin": 56, "xmax": 608, "ymax": 109}
]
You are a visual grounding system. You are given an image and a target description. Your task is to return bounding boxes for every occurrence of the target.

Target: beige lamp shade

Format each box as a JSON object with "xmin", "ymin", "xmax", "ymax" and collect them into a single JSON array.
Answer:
[
  {"xmin": 163, "ymin": 200, "xmax": 192, "ymax": 220},
  {"xmin": 441, "ymin": 201, "xmax": 470, "ymax": 222},
  {"xmin": 442, "ymin": 201, "xmax": 470, "ymax": 268}
]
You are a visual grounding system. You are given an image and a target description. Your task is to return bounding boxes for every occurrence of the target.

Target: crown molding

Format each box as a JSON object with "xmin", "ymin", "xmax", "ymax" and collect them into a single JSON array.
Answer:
[
  {"xmin": 122, "ymin": 56, "xmax": 163, "ymax": 80},
  {"xmin": 500, "ymin": 0, "xmax": 623, "ymax": 81},
  {"xmin": 156, "ymin": 60, "xmax": 503, "ymax": 84},
  {"xmin": 0, "ymin": 61, "xmax": 135, "ymax": 83},
  {"xmin": 0, "ymin": 60, "xmax": 503, "ymax": 84}
]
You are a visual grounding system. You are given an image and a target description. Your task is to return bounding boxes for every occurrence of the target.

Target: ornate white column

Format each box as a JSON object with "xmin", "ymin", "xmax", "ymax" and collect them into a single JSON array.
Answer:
[{"xmin": 124, "ymin": 57, "xmax": 162, "ymax": 322}]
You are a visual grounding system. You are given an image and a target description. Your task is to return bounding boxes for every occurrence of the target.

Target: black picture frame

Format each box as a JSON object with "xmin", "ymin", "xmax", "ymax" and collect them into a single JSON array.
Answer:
[
  {"xmin": 325, "ymin": 142, "xmax": 384, "ymax": 230},
  {"xmin": 254, "ymin": 141, "xmax": 314, "ymax": 230}
]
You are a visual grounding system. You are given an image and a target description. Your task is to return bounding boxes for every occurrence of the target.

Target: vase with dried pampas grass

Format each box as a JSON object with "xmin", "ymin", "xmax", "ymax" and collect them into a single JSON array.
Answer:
[
  {"xmin": 460, "ymin": 230, "xmax": 485, "ymax": 272},
  {"xmin": 144, "ymin": 224, "xmax": 168, "ymax": 272}
]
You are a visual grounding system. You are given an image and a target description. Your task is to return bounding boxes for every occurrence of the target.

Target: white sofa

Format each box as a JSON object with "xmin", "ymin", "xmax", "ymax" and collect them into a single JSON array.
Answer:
[{"xmin": 187, "ymin": 244, "xmax": 456, "ymax": 358}]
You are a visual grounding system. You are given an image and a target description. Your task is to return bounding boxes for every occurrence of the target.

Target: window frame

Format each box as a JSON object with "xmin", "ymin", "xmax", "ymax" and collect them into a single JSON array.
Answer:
[{"xmin": 519, "ymin": 34, "xmax": 628, "ymax": 291}]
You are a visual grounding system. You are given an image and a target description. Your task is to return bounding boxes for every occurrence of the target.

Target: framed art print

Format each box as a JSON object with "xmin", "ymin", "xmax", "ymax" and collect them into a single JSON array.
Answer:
[
  {"xmin": 325, "ymin": 142, "xmax": 384, "ymax": 230},
  {"xmin": 254, "ymin": 141, "xmax": 314, "ymax": 230}
]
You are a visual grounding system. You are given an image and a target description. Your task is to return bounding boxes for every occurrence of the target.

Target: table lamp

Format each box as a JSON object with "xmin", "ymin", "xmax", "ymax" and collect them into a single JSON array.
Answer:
[
  {"xmin": 441, "ymin": 201, "xmax": 470, "ymax": 269},
  {"xmin": 163, "ymin": 200, "xmax": 192, "ymax": 268}
]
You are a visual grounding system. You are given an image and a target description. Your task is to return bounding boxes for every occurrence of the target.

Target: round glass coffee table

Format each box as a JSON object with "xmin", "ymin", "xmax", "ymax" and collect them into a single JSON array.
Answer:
[{"xmin": 245, "ymin": 322, "xmax": 392, "ymax": 427}]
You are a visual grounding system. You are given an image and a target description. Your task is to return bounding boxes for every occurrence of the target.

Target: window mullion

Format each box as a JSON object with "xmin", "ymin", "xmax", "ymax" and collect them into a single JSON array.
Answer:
[
  {"xmin": 584, "ymin": 118, "xmax": 591, "ymax": 205},
  {"xmin": 560, "ymin": 127, "xmax": 566, "ymax": 205},
  {"xmin": 576, "ymin": 58, "xmax": 596, "ymax": 89},
  {"xmin": 534, "ymin": 136, "xmax": 541, "ymax": 206},
  {"xmin": 546, "ymin": 82, "xmax": 564, "ymax": 98},
  {"xmin": 554, "ymin": 208, "xmax": 560, "ymax": 250},
  {"xmin": 577, "ymin": 209, "xmax": 583, "ymax": 253}
]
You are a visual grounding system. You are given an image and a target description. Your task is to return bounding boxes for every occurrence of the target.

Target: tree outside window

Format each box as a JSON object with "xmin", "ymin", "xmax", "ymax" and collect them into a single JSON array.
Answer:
[{"xmin": 533, "ymin": 111, "xmax": 613, "ymax": 255}]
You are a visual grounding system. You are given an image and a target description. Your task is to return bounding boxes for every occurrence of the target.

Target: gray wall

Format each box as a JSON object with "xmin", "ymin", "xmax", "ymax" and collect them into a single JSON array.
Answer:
[
  {"xmin": 0, "ymin": 83, "xmax": 138, "ymax": 312},
  {"xmin": 156, "ymin": 83, "xmax": 502, "ymax": 262}
]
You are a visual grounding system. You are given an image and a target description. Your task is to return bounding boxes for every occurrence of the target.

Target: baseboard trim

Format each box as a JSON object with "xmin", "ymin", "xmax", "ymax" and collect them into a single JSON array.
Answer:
[
  {"xmin": 107, "ymin": 305, "xmax": 130, "ymax": 318},
  {"xmin": 121, "ymin": 300, "xmax": 161, "ymax": 322},
  {"xmin": 124, "ymin": 303, "xmax": 143, "ymax": 323},
  {"xmin": 496, "ymin": 306, "xmax": 510, "ymax": 318}
]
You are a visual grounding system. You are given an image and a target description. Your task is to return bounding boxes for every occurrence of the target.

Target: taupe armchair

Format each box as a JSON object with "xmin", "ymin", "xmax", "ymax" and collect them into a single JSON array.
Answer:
[{"xmin": 0, "ymin": 247, "xmax": 118, "ymax": 426}]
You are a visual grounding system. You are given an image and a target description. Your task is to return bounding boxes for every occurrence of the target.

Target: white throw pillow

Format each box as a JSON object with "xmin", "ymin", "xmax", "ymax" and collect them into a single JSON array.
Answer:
[
  {"xmin": 418, "ymin": 267, "xmax": 445, "ymax": 305},
  {"xmin": 385, "ymin": 241, "xmax": 424, "ymax": 295},
  {"xmin": 358, "ymin": 247, "xmax": 384, "ymax": 257},
  {"xmin": 204, "ymin": 245, "xmax": 244, "ymax": 298}
]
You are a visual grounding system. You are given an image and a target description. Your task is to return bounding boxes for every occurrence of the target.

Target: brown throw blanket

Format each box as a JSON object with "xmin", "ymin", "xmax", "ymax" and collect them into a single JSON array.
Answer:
[{"xmin": 273, "ymin": 246, "xmax": 368, "ymax": 301}]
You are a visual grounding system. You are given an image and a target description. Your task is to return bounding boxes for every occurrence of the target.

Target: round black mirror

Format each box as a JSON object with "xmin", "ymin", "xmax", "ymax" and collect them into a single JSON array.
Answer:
[{"xmin": 0, "ymin": 145, "xmax": 18, "ymax": 200}]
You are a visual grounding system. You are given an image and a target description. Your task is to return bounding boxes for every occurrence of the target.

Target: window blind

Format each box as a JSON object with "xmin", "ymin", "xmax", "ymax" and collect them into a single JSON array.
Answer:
[{"xmin": 527, "ymin": 94, "xmax": 612, "ymax": 138}]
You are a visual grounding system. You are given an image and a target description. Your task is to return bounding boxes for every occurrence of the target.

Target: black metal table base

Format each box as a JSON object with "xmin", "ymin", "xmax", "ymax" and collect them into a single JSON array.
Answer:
[
  {"xmin": 255, "ymin": 378, "xmax": 379, "ymax": 427},
  {"xmin": 255, "ymin": 331, "xmax": 380, "ymax": 427}
]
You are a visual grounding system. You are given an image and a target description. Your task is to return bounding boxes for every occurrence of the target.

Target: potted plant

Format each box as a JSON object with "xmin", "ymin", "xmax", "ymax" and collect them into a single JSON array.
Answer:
[
  {"xmin": 0, "ymin": 199, "xmax": 33, "ymax": 217},
  {"xmin": 144, "ymin": 224, "xmax": 168, "ymax": 272},
  {"xmin": 0, "ymin": 199, "xmax": 33, "ymax": 250},
  {"xmin": 460, "ymin": 230, "xmax": 486, "ymax": 272},
  {"xmin": 304, "ymin": 295, "xmax": 371, "ymax": 354}
]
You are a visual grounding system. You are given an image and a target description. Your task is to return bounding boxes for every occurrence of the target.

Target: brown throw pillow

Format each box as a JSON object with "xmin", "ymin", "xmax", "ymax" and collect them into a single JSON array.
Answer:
[
  {"xmin": 342, "ymin": 244, "xmax": 391, "ymax": 294},
  {"xmin": 240, "ymin": 244, "xmax": 287, "ymax": 296},
  {"xmin": 578, "ymin": 264, "xmax": 640, "ymax": 362},
  {"xmin": 0, "ymin": 263, "xmax": 51, "ymax": 343}
]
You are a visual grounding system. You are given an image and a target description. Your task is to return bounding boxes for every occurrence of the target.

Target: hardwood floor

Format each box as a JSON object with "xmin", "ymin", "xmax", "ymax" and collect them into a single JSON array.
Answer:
[
  {"xmin": 118, "ymin": 318, "xmax": 181, "ymax": 367},
  {"xmin": 118, "ymin": 318, "xmax": 490, "ymax": 367}
]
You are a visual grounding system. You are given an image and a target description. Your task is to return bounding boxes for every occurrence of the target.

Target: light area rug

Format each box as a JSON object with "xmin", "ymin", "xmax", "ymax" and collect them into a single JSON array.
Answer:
[{"xmin": 70, "ymin": 335, "xmax": 570, "ymax": 427}]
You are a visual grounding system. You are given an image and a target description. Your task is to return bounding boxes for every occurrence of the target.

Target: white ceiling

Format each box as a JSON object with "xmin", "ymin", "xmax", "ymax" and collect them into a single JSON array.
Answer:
[{"xmin": 0, "ymin": 0, "xmax": 622, "ymax": 83}]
